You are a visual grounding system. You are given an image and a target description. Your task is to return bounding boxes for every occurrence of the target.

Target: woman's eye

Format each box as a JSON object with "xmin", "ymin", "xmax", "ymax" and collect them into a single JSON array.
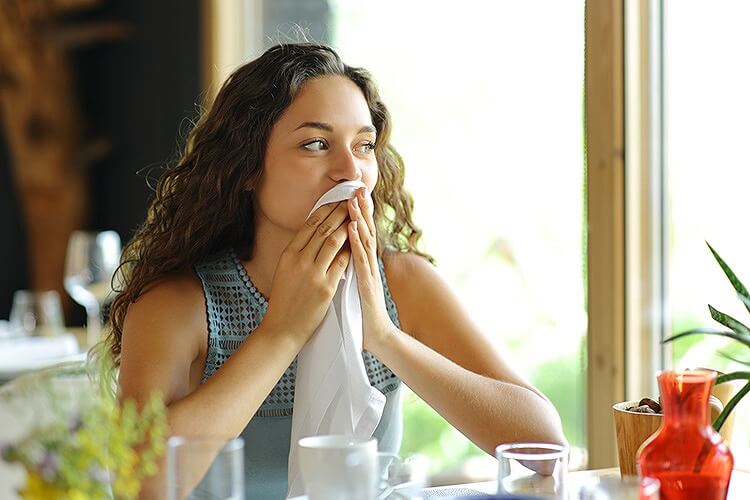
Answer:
[
  {"xmin": 355, "ymin": 141, "xmax": 376, "ymax": 154},
  {"xmin": 302, "ymin": 139, "xmax": 327, "ymax": 151}
]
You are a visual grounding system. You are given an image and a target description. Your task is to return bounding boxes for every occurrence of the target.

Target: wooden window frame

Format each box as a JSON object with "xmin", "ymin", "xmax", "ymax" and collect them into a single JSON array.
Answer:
[
  {"xmin": 587, "ymin": 0, "xmax": 665, "ymax": 467},
  {"xmin": 201, "ymin": 0, "xmax": 263, "ymax": 105},
  {"xmin": 585, "ymin": 0, "xmax": 625, "ymax": 468}
]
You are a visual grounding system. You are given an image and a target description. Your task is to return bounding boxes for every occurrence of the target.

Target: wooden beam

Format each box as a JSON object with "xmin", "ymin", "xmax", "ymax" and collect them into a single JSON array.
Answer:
[
  {"xmin": 201, "ymin": 0, "xmax": 261, "ymax": 106},
  {"xmin": 585, "ymin": 0, "xmax": 626, "ymax": 468},
  {"xmin": 0, "ymin": 0, "xmax": 86, "ymax": 304},
  {"xmin": 0, "ymin": 0, "xmax": 125, "ymax": 318}
]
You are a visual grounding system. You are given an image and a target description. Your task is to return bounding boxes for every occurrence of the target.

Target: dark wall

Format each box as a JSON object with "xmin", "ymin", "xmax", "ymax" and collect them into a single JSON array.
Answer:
[
  {"xmin": 82, "ymin": 0, "xmax": 201, "ymax": 241},
  {"xmin": 0, "ymin": 125, "xmax": 27, "ymax": 319},
  {"xmin": 0, "ymin": 0, "xmax": 201, "ymax": 321}
]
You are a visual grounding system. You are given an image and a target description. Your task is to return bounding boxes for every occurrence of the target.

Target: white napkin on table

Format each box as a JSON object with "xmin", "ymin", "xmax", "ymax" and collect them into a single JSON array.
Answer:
[
  {"xmin": 286, "ymin": 181, "xmax": 387, "ymax": 498},
  {"xmin": 0, "ymin": 334, "xmax": 81, "ymax": 382},
  {"xmin": 0, "ymin": 334, "xmax": 79, "ymax": 366}
]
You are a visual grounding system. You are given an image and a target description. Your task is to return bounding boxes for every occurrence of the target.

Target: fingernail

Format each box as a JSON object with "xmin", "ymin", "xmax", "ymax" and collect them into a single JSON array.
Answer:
[
  {"xmin": 352, "ymin": 221, "xmax": 358, "ymax": 232},
  {"xmin": 353, "ymin": 196, "xmax": 360, "ymax": 210}
]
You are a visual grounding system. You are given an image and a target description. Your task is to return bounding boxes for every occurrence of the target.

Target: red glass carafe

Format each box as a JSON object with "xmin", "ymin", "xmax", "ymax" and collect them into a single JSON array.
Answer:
[{"xmin": 637, "ymin": 370, "xmax": 733, "ymax": 499}]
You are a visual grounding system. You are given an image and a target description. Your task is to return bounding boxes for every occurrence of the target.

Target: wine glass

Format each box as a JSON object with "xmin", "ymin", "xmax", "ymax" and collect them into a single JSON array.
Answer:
[
  {"xmin": 63, "ymin": 231, "xmax": 121, "ymax": 347},
  {"xmin": 167, "ymin": 436, "xmax": 244, "ymax": 500},
  {"xmin": 9, "ymin": 290, "xmax": 66, "ymax": 337}
]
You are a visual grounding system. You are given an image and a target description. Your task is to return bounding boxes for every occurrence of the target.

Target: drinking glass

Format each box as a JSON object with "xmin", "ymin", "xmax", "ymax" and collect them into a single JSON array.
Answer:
[
  {"xmin": 63, "ymin": 230, "xmax": 121, "ymax": 347},
  {"xmin": 579, "ymin": 476, "xmax": 660, "ymax": 499},
  {"xmin": 9, "ymin": 290, "xmax": 65, "ymax": 337},
  {"xmin": 166, "ymin": 436, "xmax": 244, "ymax": 500},
  {"xmin": 496, "ymin": 442, "xmax": 568, "ymax": 499},
  {"xmin": 377, "ymin": 453, "xmax": 429, "ymax": 499},
  {"xmin": 298, "ymin": 435, "xmax": 379, "ymax": 500}
]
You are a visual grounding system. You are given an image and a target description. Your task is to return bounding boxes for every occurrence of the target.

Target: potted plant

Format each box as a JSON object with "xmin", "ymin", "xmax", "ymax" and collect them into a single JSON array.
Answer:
[
  {"xmin": 613, "ymin": 242, "xmax": 750, "ymax": 476},
  {"xmin": 663, "ymin": 242, "xmax": 750, "ymax": 431}
]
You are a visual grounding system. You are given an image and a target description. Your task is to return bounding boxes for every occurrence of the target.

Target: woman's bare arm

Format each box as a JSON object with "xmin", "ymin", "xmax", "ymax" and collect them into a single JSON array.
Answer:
[
  {"xmin": 118, "ymin": 274, "xmax": 307, "ymax": 438},
  {"xmin": 375, "ymin": 252, "xmax": 567, "ymax": 455}
]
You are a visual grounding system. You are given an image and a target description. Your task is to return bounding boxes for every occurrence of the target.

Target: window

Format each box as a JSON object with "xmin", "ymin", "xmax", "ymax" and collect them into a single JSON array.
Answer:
[
  {"xmin": 664, "ymin": 0, "xmax": 750, "ymax": 468},
  {"xmin": 329, "ymin": 1, "xmax": 587, "ymax": 475}
]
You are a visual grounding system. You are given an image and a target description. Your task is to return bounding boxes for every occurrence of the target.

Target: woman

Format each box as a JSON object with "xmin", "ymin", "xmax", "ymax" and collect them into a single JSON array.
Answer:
[{"xmin": 108, "ymin": 43, "xmax": 566, "ymax": 498}]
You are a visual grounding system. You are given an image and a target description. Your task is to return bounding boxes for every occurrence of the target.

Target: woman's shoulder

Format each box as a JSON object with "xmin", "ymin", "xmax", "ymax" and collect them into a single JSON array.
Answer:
[
  {"xmin": 381, "ymin": 250, "xmax": 435, "ymax": 280},
  {"xmin": 122, "ymin": 272, "xmax": 207, "ymax": 350},
  {"xmin": 380, "ymin": 250, "xmax": 443, "ymax": 336},
  {"xmin": 381, "ymin": 252, "xmax": 492, "ymax": 361},
  {"xmin": 119, "ymin": 272, "xmax": 208, "ymax": 403},
  {"xmin": 131, "ymin": 272, "xmax": 205, "ymax": 313}
]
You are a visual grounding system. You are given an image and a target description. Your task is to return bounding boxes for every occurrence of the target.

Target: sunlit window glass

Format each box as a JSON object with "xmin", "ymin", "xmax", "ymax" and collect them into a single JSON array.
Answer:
[{"xmin": 665, "ymin": 0, "xmax": 750, "ymax": 469}]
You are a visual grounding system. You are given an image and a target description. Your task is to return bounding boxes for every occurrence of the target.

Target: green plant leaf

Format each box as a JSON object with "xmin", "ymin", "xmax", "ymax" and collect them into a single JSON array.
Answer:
[
  {"xmin": 736, "ymin": 293, "xmax": 750, "ymax": 313},
  {"xmin": 709, "ymin": 305, "xmax": 750, "ymax": 334},
  {"xmin": 716, "ymin": 371, "xmax": 750, "ymax": 385},
  {"xmin": 664, "ymin": 328, "xmax": 750, "ymax": 350},
  {"xmin": 713, "ymin": 380, "xmax": 750, "ymax": 432},
  {"xmin": 707, "ymin": 242, "xmax": 750, "ymax": 316},
  {"xmin": 718, "ymin": 351, "xmax": 750, "ymax": 367}
]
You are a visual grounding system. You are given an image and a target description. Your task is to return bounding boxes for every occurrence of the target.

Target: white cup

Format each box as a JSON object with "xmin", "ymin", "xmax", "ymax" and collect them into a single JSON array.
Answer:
[{"xmin": 298, "ymin": 435, "xmax": 378, "ymax": 500}]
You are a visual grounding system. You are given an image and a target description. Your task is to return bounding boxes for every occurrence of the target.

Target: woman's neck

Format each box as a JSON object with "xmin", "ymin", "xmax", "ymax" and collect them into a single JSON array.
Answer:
[{"xmin": 242, "ymin": 214, "xmax": 295, "ymax": 299}]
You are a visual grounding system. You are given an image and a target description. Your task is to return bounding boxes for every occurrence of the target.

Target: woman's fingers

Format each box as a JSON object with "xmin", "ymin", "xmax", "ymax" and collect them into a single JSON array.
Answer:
[
  {"xmin": 348, "ymin": 220, "xmax": 369, "ymax": 281},
  {"xmin": 326, "ymin": 244, "xmax": 351, "ymax": 281},
  {"xmin": 356, "ymin": 188, "xmax": 377, "ymax": 238},
  {"xmin": 348, "ymin": 193, "xmax": 378, "ymax": 276},
  {"xmin": 313, "ymin": 221, "xmax": 350, "ymax": 269},
  {"xmin": 287, "ymin": 202, "xmax": 340, "ymax": 253},
  {"xmin": 302, "ymin": 202, "xmax": 351, "ymax": 260}
]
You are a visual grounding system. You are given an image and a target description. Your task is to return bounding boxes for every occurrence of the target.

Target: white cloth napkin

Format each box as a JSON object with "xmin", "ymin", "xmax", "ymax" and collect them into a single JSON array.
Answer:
[
  {"xmin": 286, "ymin": 181, "xmax": 387, "ymax": 498},
  {"xmin": 0, "ymin": 334, "xmax": 81, "ymax": 382}
]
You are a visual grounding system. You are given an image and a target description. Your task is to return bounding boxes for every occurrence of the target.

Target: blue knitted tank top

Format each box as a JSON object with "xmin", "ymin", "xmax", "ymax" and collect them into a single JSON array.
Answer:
[{"xmin": 194, "ymin": 248, "xmax": 403, "ymax": 499}]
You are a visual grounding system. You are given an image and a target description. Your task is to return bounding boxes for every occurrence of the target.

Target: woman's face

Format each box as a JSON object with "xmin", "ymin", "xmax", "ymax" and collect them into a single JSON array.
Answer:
[{"xmin": 255, "ymin": 75, "xmax": 379, "ymax": 233}]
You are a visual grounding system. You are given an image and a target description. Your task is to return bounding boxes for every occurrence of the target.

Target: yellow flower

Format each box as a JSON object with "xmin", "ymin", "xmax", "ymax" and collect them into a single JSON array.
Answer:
[
  {"xmin": 5, "ymin": 360, "xmax": 167, "ymax": 500},
  {"xmin": 21, "ymin": 472, "xmax": 67, "ymax": 499}
]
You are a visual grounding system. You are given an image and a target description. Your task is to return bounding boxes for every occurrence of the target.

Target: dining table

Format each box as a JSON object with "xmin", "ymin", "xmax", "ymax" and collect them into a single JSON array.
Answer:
[
  {"xmin": 420, "ymin": 467, "xmax": 750, "ymax": 498},
  {"xmin": 2, "ymin": 328, "xmax": 749, "ymax": 499}
]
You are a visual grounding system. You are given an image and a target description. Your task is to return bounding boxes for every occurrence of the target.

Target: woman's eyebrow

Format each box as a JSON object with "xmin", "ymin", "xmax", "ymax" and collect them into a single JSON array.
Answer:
[{"xmin": 293, "ymin": 121, "xmax": 376, "ymax": 134}]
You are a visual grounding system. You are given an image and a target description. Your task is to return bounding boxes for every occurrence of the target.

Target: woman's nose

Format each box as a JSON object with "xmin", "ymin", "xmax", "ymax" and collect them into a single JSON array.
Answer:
[{"xmin": 329, "ymin": 149, "xmax": 361, "ymax": 182}]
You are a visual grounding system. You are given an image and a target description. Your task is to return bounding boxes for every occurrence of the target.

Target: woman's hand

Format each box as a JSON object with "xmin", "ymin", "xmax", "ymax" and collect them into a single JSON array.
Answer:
[
  {"xmin": 262, "ymin": 201, "xmax": 352, "ymax": 343},
  {"xmin": 347, "ymin": 187, "xmax": 397, "ymax": 352}
]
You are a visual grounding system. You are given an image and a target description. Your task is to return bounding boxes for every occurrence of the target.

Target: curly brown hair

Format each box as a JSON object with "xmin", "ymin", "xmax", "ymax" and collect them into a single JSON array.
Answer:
[{"xmin": 104, "ymin": 43, "xmax": 432, "ymax": 365}]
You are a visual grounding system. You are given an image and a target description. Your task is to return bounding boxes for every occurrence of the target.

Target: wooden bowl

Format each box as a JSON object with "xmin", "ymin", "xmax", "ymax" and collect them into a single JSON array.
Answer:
[
  {"xmin": 613, "ymin": 396, "xmax": 727, "ymax": 477},
  {"xmin": 612, "ymin": 401, "xmax": 662, "ymax": 476}
]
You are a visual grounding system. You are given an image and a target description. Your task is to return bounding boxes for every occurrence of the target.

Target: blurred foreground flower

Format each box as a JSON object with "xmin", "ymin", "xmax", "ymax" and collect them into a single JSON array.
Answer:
[{"xmin": 0, "ymin": 359, "xmax": 166, "ymax": 499}]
